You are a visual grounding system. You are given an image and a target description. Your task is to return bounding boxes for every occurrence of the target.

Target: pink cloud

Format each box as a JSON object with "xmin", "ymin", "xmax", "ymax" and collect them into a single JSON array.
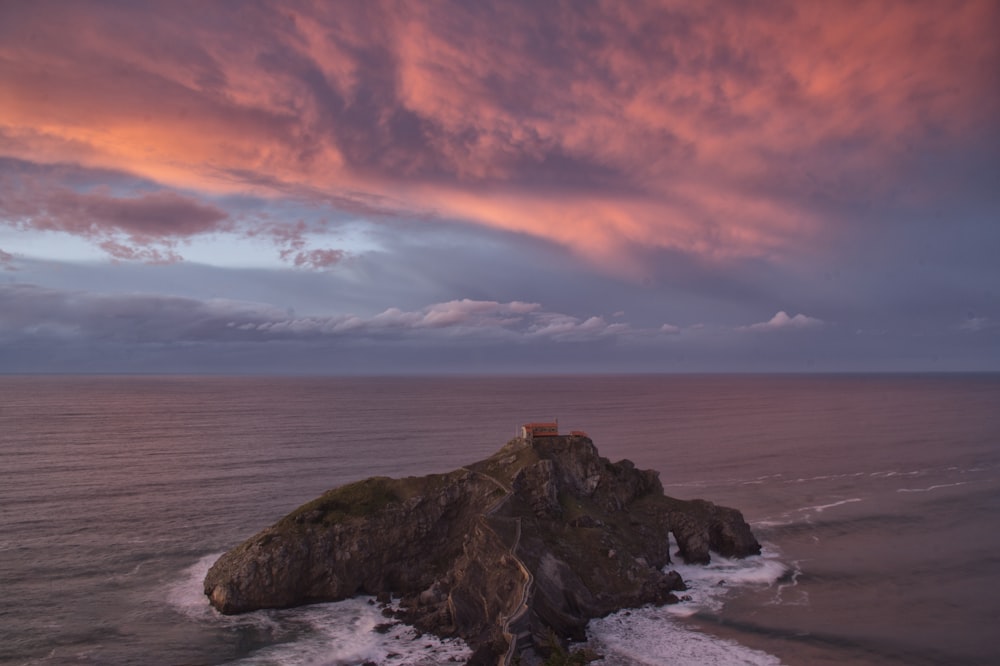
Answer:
[
  {"xmin": 251, "ymin": 218, "xmax": 348, "ymax": 270},
  {"xmin": 0, "ymin": 1, "xmax": 996, "ymax": 272},
  {"xmin": 230, "ymin": 298, "xmax": 623, "ymax": 342},
  {"xmin": 0, "ymin": 171, "xmax": 232, "ymax": 262},
  {"xmin": 97, "ymin": 240, "xmax": 181, "ymax": 264},
  {"xmin": 527, "ymin": 313, "xmax": 628, "ymax": 341},
  {"xmin": 746, "ymin": 311, "xmax": 824, "ymax": 331},
  {"xmin": 285, "ymin": 248, "xmax": 345, "ymax": 270},
  {"xmin": 1, "ymin": 181, "xmax": 230, "ymax": 238},
  {"xmin": 418, "ymin": 299, "xmax": 541, "ymax": 328},
  {"xmin": 217, "ymin": 299, "xmax": 552, "ymax": 339},
  {"xmin": 0, "ymin": 282, "xmax": 650, "ymax": 360}
]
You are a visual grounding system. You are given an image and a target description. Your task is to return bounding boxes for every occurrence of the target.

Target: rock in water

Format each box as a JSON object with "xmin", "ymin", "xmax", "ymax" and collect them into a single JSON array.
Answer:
[{"xmin": 204, "ymin": 435, "xmax": 761, "ymax": 663}]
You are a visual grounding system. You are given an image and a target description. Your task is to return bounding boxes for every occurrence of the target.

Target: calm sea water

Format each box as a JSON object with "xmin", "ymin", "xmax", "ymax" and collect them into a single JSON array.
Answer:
[{"xmin": 1, "ymin": 375, "xmax": 998, "ymax": 665}]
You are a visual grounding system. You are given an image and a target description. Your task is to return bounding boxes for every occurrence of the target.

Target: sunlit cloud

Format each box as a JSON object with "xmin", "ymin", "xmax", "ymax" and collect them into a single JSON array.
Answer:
[
  {"xmin": 0, "ymin": 162, "xmax": 369, "ymax": 267},
  {"xmin": 0, "ymin": 1, "xmax": 996, "ymax": 373},
  {"xmin": 1, "ymin": 1, "xmax": 995, "ymax": 274},
  {"xmin": 0, "ymin": 285, "xmax": 628, "ymax": 345},
  {"xmin": 745, "ymin": 311, "xmax": 824, "ymax": 331}
]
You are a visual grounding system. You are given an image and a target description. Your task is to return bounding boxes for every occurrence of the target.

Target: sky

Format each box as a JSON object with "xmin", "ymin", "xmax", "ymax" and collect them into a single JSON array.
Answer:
[{"xmin": 1, "ymin": 0, "xmax": 998, "ymax": 374}]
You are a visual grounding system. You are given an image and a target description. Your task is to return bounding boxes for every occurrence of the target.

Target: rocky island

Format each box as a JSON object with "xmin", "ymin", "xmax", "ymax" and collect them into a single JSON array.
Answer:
[{"xmin": 204, "ymin": 433, "xmax": 760, "ymax": 664}]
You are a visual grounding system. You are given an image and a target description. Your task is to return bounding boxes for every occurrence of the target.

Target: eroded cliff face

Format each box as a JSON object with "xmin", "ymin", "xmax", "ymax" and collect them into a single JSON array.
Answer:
[
  {"xmin": 204, "ymin": 436, "xmax": 761, "ymax": 663},
  {"xmin": 204, "ymin": 471, "xmax": 500, "ymax": 614}
]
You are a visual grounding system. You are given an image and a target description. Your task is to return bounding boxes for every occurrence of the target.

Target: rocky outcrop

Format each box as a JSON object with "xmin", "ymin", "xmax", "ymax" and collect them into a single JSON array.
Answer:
[
  {"xmin": 205, "ymin": 435, "xmax": 760, "ymax": 664},
  {"xmin": 203, "ymin": 471, "xmax": 499, "ymax": 614}
]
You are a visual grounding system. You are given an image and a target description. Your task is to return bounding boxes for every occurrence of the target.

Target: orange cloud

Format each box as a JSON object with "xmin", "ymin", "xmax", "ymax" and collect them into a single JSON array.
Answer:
[{"xmin": 1, "ymin": 1, "xmax": 995, "ymax": 273}]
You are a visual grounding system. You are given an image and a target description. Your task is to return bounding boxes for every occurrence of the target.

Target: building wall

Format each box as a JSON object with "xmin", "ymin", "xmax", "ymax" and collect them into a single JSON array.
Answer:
[{"xmin": 521, "ymin": 422, "xmax": 558, "ymax": 438}]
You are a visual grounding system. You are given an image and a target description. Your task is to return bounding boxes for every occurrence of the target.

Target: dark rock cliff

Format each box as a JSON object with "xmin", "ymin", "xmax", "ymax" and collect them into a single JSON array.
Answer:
[{"xmin": 204, "ymin": 435, "xmax": 760, "ymax": 664}]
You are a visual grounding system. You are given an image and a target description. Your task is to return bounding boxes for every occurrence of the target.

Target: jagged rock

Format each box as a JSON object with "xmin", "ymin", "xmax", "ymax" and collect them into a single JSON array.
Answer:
[
  {"xmin": 668, "ymin": 499, "xmax": 761, "ymax": 565},
  {"xmin": 512, "ymin": 459, "xmax": 562, "ymax": 519},
  {"xmin": 204, "ymin": 435, "xmax": 761, "ymax": 662}
]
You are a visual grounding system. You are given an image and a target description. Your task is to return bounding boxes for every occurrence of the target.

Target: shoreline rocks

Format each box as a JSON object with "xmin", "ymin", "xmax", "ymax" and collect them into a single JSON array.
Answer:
[{"xmin": 204, "ymin": 435, "xmax": 761, "ymax": 663}]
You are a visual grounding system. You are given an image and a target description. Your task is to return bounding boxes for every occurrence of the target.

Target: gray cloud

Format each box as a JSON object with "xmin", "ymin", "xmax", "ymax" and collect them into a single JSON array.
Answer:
[
  {"xmin": 0, "ymin": 285, "xmax": 628, "ymax": 347},
  {"xmin": 0, "ymin": 284, "xmax": 287, "ymax": 343},
  {"xmin": 0, "ymin": 279, "xmax": 996, "ymax": 374}
]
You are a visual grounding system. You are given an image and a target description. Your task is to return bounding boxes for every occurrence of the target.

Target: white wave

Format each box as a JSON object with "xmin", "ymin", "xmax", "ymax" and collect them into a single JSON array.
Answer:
[
  {"xmin": 897, "ymin": 481, "xmax": 973, "ymax": 493},
  {"xmin": 802, "ymin": 498, "xmax": 862, "ymax": 513},
  {"xmin": 751, "ymin": 518, "xmax": 794, "ymax": 529},
  {"xmin": 767, "ymin": 557, "xmax": 806, "ymax": 607},
  {"xmin": 740, "ymin": 473, "xmax": 786, "ymax": 486},
  {"xmin": 165, "ymin": 554, "xmax": 470, "ymax": 665},
  {"xmin": 662, "ymin": 481, "xmax": 710, "ymax": 489},
  {"xmin": 587, "ymin": 608, "xmax": 783, "ymax": 665},
  {"xmin": 169, "ymin": 548, "xmax": 789, "ymax": 666},
  {"xmin": 584, "ymin": 542, "xmax": 789, "ymax": 664},
  {"xmin": 228, "ymin": 599, "xmax": 471, "ymax": 666},
  {"xmin": 788, "ymin": 471, "xmax": 865, "ymax": 484},
  {"xmin": 165, "ymin": 552, "xmax": 244, "ymax": 624},
  {"xmin": 669, "ymin": 473, "xmax": 789, "ymax": 489},
  {"xmin": 868, "ymin": 470, "xmax": 924, "ymax": 478},
  {"xmin": 761, "ymin": 498, "xmax": 864, "ymax": 526},
  {"xmin": 665, "ymin": 548, "xmax": 791, "ymax": 617},
  {"xmin": 167, "ymin": 553, "xmax": 217, "ymax": 617}
]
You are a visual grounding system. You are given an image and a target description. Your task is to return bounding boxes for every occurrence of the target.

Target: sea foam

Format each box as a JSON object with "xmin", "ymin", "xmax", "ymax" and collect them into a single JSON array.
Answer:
[
  {"xmin": 897, "ymin": 481, "xmax": 973, "ymax": 493},
  {"xmin": 584, "ymin": 545, "xmax": 790, "ymax": 664},
  {"xmin": 169, "ymin": 549, "xmax": 787, "ymax": 665},
  {"xmin": 665, "ymin": 547, "xmax": 792, "ymax": 615},
  {"xmin": 229, "ymin": 600, "xmax": 471, "ymax": 666},
  {"xmin": 166, "ymin": 554, "xmax": 470, "ymax": 665},
  {"xmin": 586, "ymin": 610, "xmax": 783, "ymax": 666}
]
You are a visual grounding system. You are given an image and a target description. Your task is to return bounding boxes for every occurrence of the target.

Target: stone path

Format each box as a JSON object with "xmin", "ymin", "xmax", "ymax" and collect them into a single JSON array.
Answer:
[{"xmin": 464, "ymin": 468, "xmax": 534, "ymax": 666}]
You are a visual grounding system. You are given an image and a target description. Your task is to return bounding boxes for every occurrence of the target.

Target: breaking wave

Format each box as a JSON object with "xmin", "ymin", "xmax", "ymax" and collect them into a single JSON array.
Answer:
[
  {"xmin": 166, "ymin": 554, "xmax": 471, "ymax": 665},
  {"xmin": 585, "ymin": 546, "xmax": 791, "ymax": 664}
]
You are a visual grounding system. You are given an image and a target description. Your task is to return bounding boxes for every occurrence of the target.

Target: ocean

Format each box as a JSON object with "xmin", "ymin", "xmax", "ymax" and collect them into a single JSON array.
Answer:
[{"xmin": 1, "ymin": 374, "xmax": 998, "ymax": 665}]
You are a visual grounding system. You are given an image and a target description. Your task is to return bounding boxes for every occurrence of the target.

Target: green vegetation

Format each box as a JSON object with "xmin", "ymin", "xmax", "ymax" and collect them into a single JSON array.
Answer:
[
  {"xmin": 279, "ymin": 470, "xmax": 472, "ymax": 526},
  {"xmin": 285, "ymin": 477, "xmax": 402, "ymax": 525},
  {"xmin": 558, "ymin": 491, "xmax": 590, "ymax": 523},
  {"xmin": 542, "ymin": 650, "xmax": 589, "ymax": 666},
  {"xmin": 468, "ymin": 438, "xmax": 543, "ymax": 487},
  {"xmin": 540, "ymin": 629, "xmax": 591, "ymax": 665}
]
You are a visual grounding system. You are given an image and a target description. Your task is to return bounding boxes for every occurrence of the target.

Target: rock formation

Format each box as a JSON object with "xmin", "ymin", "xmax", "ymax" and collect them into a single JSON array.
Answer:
[{"xmin": 204, "ymin": 435, "xmax": 760, "ymax": 664}]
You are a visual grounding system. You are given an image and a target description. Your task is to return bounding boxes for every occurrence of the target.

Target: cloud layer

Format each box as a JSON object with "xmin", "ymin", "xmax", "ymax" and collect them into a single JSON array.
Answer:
[
  {"xmin": 0, "ymin": 286, "xmax": 632, "ymax": 346},
  {"xmin": 1, "ymin": 0, "xmax": 997, "ymax": 271},
  {"xmin": 747, "ymin": 311, "xmax": 824, "ymax": 331},
  {"xmin": 0, "ymin": 170, "xmax": 231, "ymax": 261},
  {"xmin": 0, "ymin": 1, "xmax": 997, "ymax": 372}
]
